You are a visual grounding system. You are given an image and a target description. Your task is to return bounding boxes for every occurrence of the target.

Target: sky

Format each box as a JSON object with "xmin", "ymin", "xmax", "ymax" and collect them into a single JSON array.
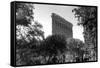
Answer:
[{"xmin": 33, "ymin": 4, "xmax": 84, "ymax": 42}]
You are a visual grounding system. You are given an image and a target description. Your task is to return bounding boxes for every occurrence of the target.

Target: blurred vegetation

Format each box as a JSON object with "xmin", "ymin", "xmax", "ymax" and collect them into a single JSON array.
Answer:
[
  {"xmin": 15, "ymin": 3, "xmax": 97, "ymax": 66},
  {"xmin": 72, "ymin": 6, "xmax": 97, "ymax": 61},
  {"xmin": 16, "ymin": 3, "xmax": 45, "ymax": 65},
  {"xmin": 16, "ymin": 2, "xmax": 34, "ymax": 26},
  {"xmin": 39, "ymin": 34, "xmax": 67, "ymax": 64}
]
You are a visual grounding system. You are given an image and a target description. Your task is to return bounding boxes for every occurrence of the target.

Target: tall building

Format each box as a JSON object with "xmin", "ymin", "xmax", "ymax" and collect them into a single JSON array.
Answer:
[{"xmin": 51, "ymin": 13, "xmax": 73, "ymax": 38}]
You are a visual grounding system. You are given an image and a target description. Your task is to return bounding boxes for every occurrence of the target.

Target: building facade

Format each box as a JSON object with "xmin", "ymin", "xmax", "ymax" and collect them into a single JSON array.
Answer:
[{"xmin": 51, "ymin": 13, "xmax": 73, "ymax": 38}]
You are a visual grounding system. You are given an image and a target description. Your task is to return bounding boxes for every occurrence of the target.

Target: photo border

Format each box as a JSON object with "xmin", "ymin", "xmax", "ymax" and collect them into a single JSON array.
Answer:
[{"xmin": 11, "ymin": 1, "xmax": 98, "ymax": 67}]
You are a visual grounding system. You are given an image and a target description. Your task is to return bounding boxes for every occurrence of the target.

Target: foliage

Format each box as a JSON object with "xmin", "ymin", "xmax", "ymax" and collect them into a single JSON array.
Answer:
[
  {"xmin": 16, "ymin": 2, "xmax": 44, "ymax": 48},
  {"xmin": 66, "ymin": 38, "xmax": 85, "ymax": 62},
  {"xmin": 39, "ymin": 34, "xmax": 67, "ymax": 63},
  {"xmin": 16, "ymin": 3, "xmax": 45, "ymax": 65},
  {"xmin": 16, "ymin": 22, "xmax": 44, "ymax": 48},
  {"xmin": 28, "ymin": 21, "xmax": 45, "ymax": 40},
  {"xmin": 72, "ymin": 7, "xmax": 97, "ymax": 61},
  {"xmin": 16, "ymin": 23, "xmax": 44, "ymax": 65},
  {"xmin": 16, "ymin": 3, "xmax": 34, "ymax": 26}
]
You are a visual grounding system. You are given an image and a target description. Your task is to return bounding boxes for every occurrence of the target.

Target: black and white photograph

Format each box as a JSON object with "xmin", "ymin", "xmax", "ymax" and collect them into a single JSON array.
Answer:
[{"xmin": 11, "ymin": 1, "xmax": 97, "ymax": 67}]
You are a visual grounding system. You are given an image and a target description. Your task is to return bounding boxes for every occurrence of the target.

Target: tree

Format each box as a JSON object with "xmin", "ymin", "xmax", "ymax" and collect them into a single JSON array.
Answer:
[
  {"xmin": 72, "ymin": 7, "xmax": 97, "ymax": 61},
  {"xmin": 66, "ymin": 38, "xmax": 85, "ymax": 62},
  {"xmin": 15, "ymin": 3, "xmax": 44, "ymax": 65},
  {"xmin": 16, "ymin": 3, "xmax": 44, "ymax": 48},
  {"xmin": 16, "ymin": 3, "xmax": 34, "ymax": 26},
  {"xmin": 40, "ymin": 34, "xmax": 67, "ymax": 63},
  {"xmin": 16, "ymin": 21, "xmax": 44, "ymax": 48}
]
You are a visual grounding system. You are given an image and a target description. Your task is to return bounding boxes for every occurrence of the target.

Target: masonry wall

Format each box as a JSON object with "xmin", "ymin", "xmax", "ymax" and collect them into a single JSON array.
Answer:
[{"xmin": 52, "ymin": 13, "xmax": 73, "ymax": 39}]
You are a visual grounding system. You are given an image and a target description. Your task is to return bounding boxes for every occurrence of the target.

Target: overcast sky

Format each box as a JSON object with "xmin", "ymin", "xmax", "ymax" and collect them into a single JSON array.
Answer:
[{"xmin": 34, "ymin": 4, "xmax": 84, "ymax": 41}]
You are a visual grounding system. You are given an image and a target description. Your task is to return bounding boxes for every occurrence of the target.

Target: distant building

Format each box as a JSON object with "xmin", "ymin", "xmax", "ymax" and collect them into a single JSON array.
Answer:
[{"xmin": 51, "ymin": 13, "xmax": 73, "ymax": 38}]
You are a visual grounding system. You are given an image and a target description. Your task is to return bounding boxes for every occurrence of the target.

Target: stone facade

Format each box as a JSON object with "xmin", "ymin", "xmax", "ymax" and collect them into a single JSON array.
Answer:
[{"xmin": 51, "ymin": 13, "xmax": 73, "ymax": 38}]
